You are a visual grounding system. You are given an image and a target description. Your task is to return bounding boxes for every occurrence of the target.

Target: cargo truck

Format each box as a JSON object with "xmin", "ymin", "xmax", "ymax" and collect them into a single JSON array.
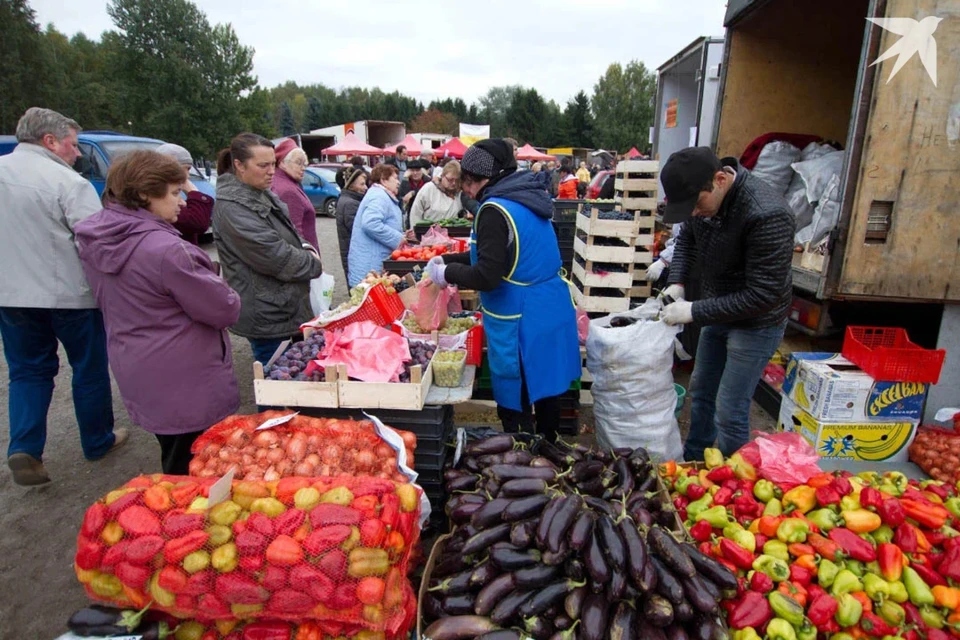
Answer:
[{"xmin": 309, "ymin": 120, "xmax": 406, "ymax": 151}]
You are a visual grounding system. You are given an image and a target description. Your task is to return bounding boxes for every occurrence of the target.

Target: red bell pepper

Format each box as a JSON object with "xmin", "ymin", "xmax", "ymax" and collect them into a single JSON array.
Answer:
[
  {"xmin": 790, "ymin": 564, "xmax": 813, "ymax": 587},
  {"xmin": 860, "ymin": 487, "xmax": 884, "ymax": 509},
  {"xmin": 924, "ymin": 483, "xmax": 950, "ymax": 501},
  {"xmin": 815, "ymin": 485, "xmax": 841, "ymax": 506},
  {"xmin": 379, "ymin": 494, "xmax": 400, "ymax": 531},
  {"xmin": 754, "ymin": 533, "xmax": 769, "ymax": 550},
  {"xmin": 728, "ymin": 591, "xmax": 772, "ymax": 630},
  {"xmin": 807, "ymin": 585, "xmax": 827, "ymax": 601},
  {"xmin": 911, "ymin": 561, "xmax": 947, "ymax": 587},
  {"xmin": 894, "ymin": 522, "xmax": 919, "ymax": 553},
  {"xmin": 929, "ymin": 551, "xmax": 945, "ymax": 569},
  {"xmin": 309, "ymin": 504, "xmax": 363, "ymax": 529},
  {"xmin": 707, "ymin": 465, "xmax": 735, "ymax": 483},
  {"xmin": 859, "ymin": 611, "xmax": 898, "ymax": 637},
  {"xmin": 720, "ymin": 538, "xmax": 755, "ymax": 570},
  {"xmin": 687, "ymin": 483, "xmax": 707, "ymax": 500},
  {"xmin": 877, "ymin": 543, "xmax": 904, "ymax": 582},
  {"xmin": 750, "ymin": 571, "xmax": 774, "ymax": 593},
  {"xmin": 246, "ymin": 512, "xmax": 275, "ymax": 537},
  {"xmin": 832, "ymin": 476, "xmax": 853, "ymax": 497},
  {"xmin": 901, "ymin": 499, "xmax": 950, "ymax": 529},
  {"xmin": 938, "ymin": 546, "xmax": 960, "ymax": 583},
  {"xmin": 116, "ymin": 505, "xmax": 162, "ymax": 537},
  {"xmin": 828, "ymin": 527, "xmax": 877, "ymax": 562},
  {"xmin": 125, "ymin": 534, "xmax": 165, "ymax": 564},
  {"xmin": 81, "ymin": 503, "xmax": 108, "ymax": 538},
  {"xmin": 878, "ymin": 499, "xmax": 905, "ymax": 527},
  {"xmin": 689, "ymin": 520, "xmax": 713, "ymax": 542},
  {"xmin": 927, "ymin": 630, "xmax": 953, "ymax": 640},
  {"xmin": 241, "ymin": 621, "xmax": 294, "ymax": 640},
  {"xmin": 713, "ymin": 486, "xmax": 735, "ymax": 506},
  {"xmin": 807, "ymin": 533, "xmax": 843, "ymax": 562},
  {"xmin": 163, "ymin": 530, "xmax": 209, "ymax": 564},
  {"xmin": 925, "ymin": 529, "xmax": 948, "ymax": 547},
  {"xmin": 75, "ymin": 537, "xmax": 105, "ymax": 571},
  {"xmin": 273, "ymin": 509, "xmax": 306, "ymax": 537},
  {"xmin": 114, "ymin": 561, "xmax": 151, "ymax": 589},
  {"xmin": 674, "ymin": 495, "xmax": 690, "ymax": 511},
  {"xmin": 806, "ymin": 593, "xmax": 839, "ymax": 627},
  {"xmin": 821, "ymin": 619, "xmax": 841, "ymax": 634}
]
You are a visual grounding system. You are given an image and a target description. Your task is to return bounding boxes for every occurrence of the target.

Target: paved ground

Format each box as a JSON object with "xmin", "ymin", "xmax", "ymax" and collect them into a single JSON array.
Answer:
[{"xmin": 0, "ymin": 216, "xmax": 775, "ymax": 639}]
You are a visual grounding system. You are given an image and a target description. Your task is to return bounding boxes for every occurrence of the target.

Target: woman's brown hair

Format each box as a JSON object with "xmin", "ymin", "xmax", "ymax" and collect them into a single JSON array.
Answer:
[
  {"xmin": 216, "ymin": 132, "xmax": 274, "ymax": 174},
  {"xmin": 105, "ymin": 150, "xmax": 184, "ymax": 210},
  {"xmin": 369, "ymin": 163, "xmax": 398, "ymax": 185}
]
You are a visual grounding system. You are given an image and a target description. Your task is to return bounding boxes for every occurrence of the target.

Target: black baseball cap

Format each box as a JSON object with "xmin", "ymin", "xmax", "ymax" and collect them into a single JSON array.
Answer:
[{"xmin": 661, "ymin": 146, "xmax": 722, "ymax": 223}]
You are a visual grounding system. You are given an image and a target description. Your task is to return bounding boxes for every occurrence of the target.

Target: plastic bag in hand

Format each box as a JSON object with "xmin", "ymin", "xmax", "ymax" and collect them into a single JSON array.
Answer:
[
  {"xmin": 411, "ymin": 280, "xmax": 452, "ymax": 331},
  {"xmin": 420, "ymin": 224, "xmax": 455, "ymax": 250}
]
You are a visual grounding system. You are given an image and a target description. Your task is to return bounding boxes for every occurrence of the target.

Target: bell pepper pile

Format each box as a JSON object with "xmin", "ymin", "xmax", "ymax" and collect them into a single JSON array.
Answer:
[
  {"xmin": 75, "ymin": 474, "xmax": 420, "ymax": 630},
  {"xmin": 663, "ymin": 448, "xmax": 960, "ymax": 640}
]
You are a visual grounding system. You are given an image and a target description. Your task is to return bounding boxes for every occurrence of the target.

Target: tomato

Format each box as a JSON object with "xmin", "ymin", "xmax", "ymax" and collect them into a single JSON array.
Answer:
[{"xmin": 356, "ymin": 577, "xmax": 385, "ymax": 605}]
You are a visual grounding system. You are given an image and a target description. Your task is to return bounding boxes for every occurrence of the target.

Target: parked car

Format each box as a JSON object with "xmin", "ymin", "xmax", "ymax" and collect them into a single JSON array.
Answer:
[
  {"xmin": 586, "ymin": 169, "xmax": 615, "ymax": 200},
  {"xmin": 309, "ymin": 162, "xmax": 351, "ymax": 172},
  {"xmin": 302, "ymin": 166, "xmax": 341, "ymax": 216}
]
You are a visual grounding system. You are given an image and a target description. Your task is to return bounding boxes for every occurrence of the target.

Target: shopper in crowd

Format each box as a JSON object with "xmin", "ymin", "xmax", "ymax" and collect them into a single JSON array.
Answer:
[
  {"xmin": 386, "ymin": 144, "xmax": 408, "ymax": 173},
  {"xmin": 421, "ymin": 149, "xmax": 436, "ymax": 174},
  {"xmin": 557, "ymin": 165, "xmax": 579, "ymax": 199},
  {"xmin": 348, "ymin": 163, "xmax": 416, "ymax": 286},
  {"xmin": 0, "ymin": 107, "xmax": 125, "ymax": 485},
  {"xmin": 424, "ymin": 139, "xmax": 580, "ymax": 441},
  {"xmin": 576, "ymin": 161, "xmax": 591, "ymax": 184},
  {"xmin": 398, "ymin": 159, "xmax": 431, "ymax": 219},
  {"xmin": 349, "ymin": 155, "xmax": 366, "ymax": 172},
  {"xmin": 271, "ymin": 139, "xmax": 319, "ymax": 251},
  {"xmin": 335, "ymin": 166, "xmax": 368, "ymax": 278},
  {"xmin": 155, "ymin": 143, "xmax": 214, "ymax": 246},
  {"xmin": 659, "ymin": 146, "xmax": 794, "ymax": 460},
  {"xmin": 531, "ymin": 162, "xmax": 542, "ymax": 173},
  {"xmin": 75, "ymin": 151, "xmax": 241, "ymax": 474},
  {"xmin": 213, "ymin": 133, "xmax": 322, "ymax": 365},
  {"xmin": 409, "ymin": 160, "xmax": 464, "ymax": 227},
  {"xmin": 504, "ymin": 137, "xmax": 519, "ymax": 160}
]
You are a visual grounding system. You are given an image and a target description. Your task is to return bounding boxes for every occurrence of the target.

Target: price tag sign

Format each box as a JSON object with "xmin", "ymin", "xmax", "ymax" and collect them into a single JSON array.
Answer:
[
  {"xmin": 256, "ymin": 412, "xmax": 299, "ymax": 431},
  {"xmin": 207, "ymin": 468, "xmax": 235, "ymax": 507}
]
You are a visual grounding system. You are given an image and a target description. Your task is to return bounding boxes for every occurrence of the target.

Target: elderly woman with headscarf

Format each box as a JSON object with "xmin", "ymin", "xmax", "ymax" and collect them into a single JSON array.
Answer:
[
  {"xmin": 271, "ymin": 138, "xmax": 319, "ymax": 251},
  {"xmin": 156, "ymin": 142, "xmax": 214, "ymax": 246},
  {"xmin": 409, "ymin": 160, "xmax": 465, "ymax": 228},
  {"xmin": 335, "ymin": 165, "xmax": 368, "ymax": 278},
  {"xmin": 423, "ymin": 139, "xmax": 580, "ymax": 442}
]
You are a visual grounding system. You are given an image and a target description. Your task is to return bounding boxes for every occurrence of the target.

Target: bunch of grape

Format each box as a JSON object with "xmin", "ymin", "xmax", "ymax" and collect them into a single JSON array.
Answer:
[
  {"xmin": 399, "ymin": 339, "xmax": 436, "ymax": 383},
  {"xmin": 442, "ymin": 317, "xmax": 478, "ymax": 335},
  {"xmin": 596, "ymin": 210, "xmax": 636, "ymax": 221},
  {"xmin": 591, "ymin": 261, "xmax": 629, "ymax": 273},
  {"xmin": 433, "ymin": 350, "xmax": 466, "ymax": 387},
  {"xmin": 264, "ymin": 332, "xmax": 327, "ymax": 382},
  {"xmin": 394, "ymin": 270, "xmax": 423, "ymax": 293}
]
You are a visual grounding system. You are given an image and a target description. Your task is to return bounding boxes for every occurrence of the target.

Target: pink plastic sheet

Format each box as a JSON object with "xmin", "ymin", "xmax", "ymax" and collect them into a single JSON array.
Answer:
[
  {"xmin": 312, "ymin": 321, "xmax": 411, "ymax": 382},
  {"xmin": 739, "ymin": 432, "xmax": 822, "ymax": 485}
]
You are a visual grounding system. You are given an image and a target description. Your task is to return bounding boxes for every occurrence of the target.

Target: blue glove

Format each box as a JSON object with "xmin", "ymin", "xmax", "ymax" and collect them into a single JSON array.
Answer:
[{"xmin": 424, "ymin": 256, "xmax": 448, "ymax": 287}]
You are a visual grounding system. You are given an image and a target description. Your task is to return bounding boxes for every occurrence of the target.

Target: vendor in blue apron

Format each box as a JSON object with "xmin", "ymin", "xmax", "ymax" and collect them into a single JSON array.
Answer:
[{"xmin": 424, "ymin": 139, "xmax": 581, "ymax": 440}]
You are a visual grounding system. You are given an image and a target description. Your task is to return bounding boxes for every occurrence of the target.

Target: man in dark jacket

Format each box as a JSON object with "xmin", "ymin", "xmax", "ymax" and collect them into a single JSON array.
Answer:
[
  {"xmin": 398, "ymin": 160, "xmax": 430, "ymax": 224},
  {"xmin": 659, "ymin": 147, "xmax": 794, "ymax": 460}
]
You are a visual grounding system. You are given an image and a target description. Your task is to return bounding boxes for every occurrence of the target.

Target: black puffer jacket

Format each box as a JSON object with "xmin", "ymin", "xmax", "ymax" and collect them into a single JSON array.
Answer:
[
  {"xmin": 667, "ymin": 159, "xmax": 794, "ymax": 329},
  {"xmin": 336, "ymin": 189, "xmax": 363, "ymax": 277}
]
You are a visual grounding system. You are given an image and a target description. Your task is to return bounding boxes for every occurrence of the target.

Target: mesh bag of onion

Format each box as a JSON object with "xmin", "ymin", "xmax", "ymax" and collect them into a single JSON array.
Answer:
[
  {"xmin": 75, "ymin": 474, "xmax": 421, "ymax": 629},
  {"xmin": 189, "ymin": 412, "xmax": 417, "ymax": 482}
]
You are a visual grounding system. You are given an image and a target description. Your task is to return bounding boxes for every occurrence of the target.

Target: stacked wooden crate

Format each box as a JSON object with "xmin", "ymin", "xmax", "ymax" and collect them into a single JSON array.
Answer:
[
  {"xmin": 571, "ymin": 206, "xmax": 643, "ymax": 315},
  {"xmin": 613, "ymin": 159, "xmax": 659, "ymax": 302}
]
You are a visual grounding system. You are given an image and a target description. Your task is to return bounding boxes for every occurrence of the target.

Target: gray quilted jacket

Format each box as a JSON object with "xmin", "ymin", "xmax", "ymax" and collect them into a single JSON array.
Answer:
[
  {"xmin": 212, "ymin": 174, "xmax": 322, "ymax": 340},
  {"xmin": 668, "ymin": 160, "xmax": 794, "ymax": 329}
]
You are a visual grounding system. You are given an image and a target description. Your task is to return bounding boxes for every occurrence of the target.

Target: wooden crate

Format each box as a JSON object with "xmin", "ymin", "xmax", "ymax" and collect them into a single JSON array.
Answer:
[
  {"xmin": 615, "ymin": 160, "xmax": 659, "ymax": 213},
  {"xmin": 630, "ymin": 283, "xmax": 653, "ymax": 299},
  {"xmin": 575, "ymin": 206, "xmax": 641, "ymax": 239},
  {"xmin": 572, "ymin": 259, "xmax": 635, "ymax": 290},
  {"xmin": 418, "ymin": 534, "xmax": 453, "ymax": 639},
  {"xmin": 253, "ymin": 330, "xmax": 340, "ymax": 408},
  {"xmin": 572, "ymin": 272, "xmax": 630, "ymax": 313},
  {"xmin": 574, "ymin": 235, "xmax": 636, "ymax": 264},
  {"xmin": 336, "ymin": 359, "xmax": 434, "ymax": 410}
]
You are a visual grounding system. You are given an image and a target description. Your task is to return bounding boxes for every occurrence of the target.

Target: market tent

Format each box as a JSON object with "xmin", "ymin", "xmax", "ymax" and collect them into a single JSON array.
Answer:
[
  {"xmin": 321, "ymin": 133, "xmax": 383, "ymax": 157},
  {"xmin": 432, "ymin": 137, "xmax": 468, "ymax": 159},
  {"xmin": 627, "ymin": 147, "xmax": 642, "ymax": 158},
  {"xmin": 516, "ymin": 143, "xmax": 555, "ymax": 161},
  {"xmin": 383, "ymin": 135, "xmax": 423, "ymax": 157}
]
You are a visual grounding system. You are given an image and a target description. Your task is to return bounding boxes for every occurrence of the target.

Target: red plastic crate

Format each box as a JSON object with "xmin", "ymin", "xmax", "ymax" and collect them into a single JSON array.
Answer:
[
  {"xmin": 841, "ymin": 325, "xmax": 946, "ymax": 384},
  {"xmin": 304, "ymin": 283, "xmax": 405, "ymax": 332},
  {"xmin": 393, "ymin": 312, "xmax": 484, "ymax": 366}
]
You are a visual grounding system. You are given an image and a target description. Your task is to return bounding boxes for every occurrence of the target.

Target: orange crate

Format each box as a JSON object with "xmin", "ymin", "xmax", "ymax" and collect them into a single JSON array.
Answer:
[
  {"xmin": 842, "ymin": 326, "xmax": 945, "ymax": 384},
  {"xmin": 304, "ymin": 283, "xmax": 405, "ymax": 332}
]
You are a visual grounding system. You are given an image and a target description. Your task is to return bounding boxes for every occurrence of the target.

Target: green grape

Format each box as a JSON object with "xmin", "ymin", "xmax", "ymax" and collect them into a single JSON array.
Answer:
[{"xmin": 433, "ymin": 349, "xmax": 466, "ymax": 387}]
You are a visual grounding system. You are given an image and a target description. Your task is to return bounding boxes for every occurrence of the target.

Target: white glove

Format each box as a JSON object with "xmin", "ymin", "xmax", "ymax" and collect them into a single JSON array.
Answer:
[
  {"xmin": 662, "ymin": 284, "xmax": 685, "ymax": 301},
  {"xmin": 661, "ymin": 299, "xmax": 694, "ymax": 325},
  {"xmin": 646, "ymin": 259, "xmax": 667, "ymax": 282},
  {"xmin": 424, "ymin": 256, "xmax": 448, "ymax": 287}
]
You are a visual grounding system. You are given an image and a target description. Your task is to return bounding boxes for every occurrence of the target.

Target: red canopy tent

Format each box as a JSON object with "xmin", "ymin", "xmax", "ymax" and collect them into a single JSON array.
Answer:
[
  {"xmin": 432, "ymin": 137, "xmax": 468, "ymax": 159},
  {"xmin": 382, "ymin": 135, "xmax": 423, "ymax": 157},
  {"xmin": 516, "ymin": 143, "xmax": 555, "ymax": 161},
  {"xmin": 321, "ymin": 133, "xmax": 383, "ymax": 157},
  {"xmin": 627, "ymin": 147, "xmax": 642, "ymax": 158}
]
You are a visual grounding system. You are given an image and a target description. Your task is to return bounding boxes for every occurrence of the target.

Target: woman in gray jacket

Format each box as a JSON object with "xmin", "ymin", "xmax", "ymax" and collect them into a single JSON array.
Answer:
[
  {"xmin": 335, "ymin": 166, "xmax": 368, "ymax": 279},
  {"xmin": 212, "ymin": 134, "xmax": 323, "ymax": 365}
]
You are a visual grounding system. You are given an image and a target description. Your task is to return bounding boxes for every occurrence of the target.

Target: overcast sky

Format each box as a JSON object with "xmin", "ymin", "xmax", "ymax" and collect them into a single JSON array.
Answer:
[{"xmin": 30, "ymin": 0, "xmax": 726, "ymax": 106}]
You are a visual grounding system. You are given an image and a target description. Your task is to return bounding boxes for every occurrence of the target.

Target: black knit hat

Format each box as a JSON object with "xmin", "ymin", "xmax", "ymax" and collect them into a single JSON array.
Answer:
[
  {"xmin": 337, "ymin": 166, "xmax": 365, "ymax": 190},
  {"xmin": 461, "ymin": 138, "xmax": 517, "ymax": 179}
]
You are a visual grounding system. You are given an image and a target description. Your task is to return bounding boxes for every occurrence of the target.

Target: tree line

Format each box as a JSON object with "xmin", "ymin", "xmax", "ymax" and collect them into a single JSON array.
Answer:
[{"xmin": 2, "ymin": 0, "xmax": 657, "ymax": 158}]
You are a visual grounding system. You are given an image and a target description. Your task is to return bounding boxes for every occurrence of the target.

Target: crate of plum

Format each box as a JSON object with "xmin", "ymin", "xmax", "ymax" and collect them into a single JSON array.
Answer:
[
  {"xmin": 574, "ymin": 230, "xmax": 636, "ymax": 263},
  {"xmin": 572, "ymin": 255, "xmax": 635, "ymax": 290},
  {"xmin": 337, "ymin": 338, "xmax": 437, "ymax": 410},
  {"xmin": 576, "ymin": 206, "xmax": 644, "ymax": 239},
  {"xmin": 614, "ymin": 159, "xmax": 659, "ymax": 212},
  {"xmin": 253, "ymin": 328, "xmax": 340, "ymax": 408}
]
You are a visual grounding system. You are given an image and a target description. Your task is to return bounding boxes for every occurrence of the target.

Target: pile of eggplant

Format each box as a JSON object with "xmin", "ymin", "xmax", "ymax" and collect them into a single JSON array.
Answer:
[{"xmin": 422, "ymin": 435, "xmax": 734, "ymax": 640}]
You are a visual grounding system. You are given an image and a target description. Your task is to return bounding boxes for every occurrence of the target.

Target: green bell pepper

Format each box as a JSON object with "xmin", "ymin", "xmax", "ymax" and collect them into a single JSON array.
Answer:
[
  {"xmin": 731, "ymin": 629, "xmax": 761, "ymax": 640},
  {"xmin": 796, "ymin": 622, "xmax": 817, "ymax": 640},
  {"xmin": 764, "ymin": 499, "xmax": 784, "ymax": 517},
  {"xmin": 878, "ymin": 600, "xmax": 905, "ymax": 627},
  {"xmin": 767, "ymin": 618, "xmax": 797, "ymax": 640},
  {"xmin": 776, "ymin": 518, "xmax": 809, "ymax": 543},
  {"xmin": 704, "ymin": 448, "xmax": 724, "ymax": 469},
  {"xmin": 836, "ymin": 593, "xmax": 864, "ymax": 627},
  {"xmin": 754, "ymin": 479, "xmax": 777, "ymax": 503},
  {"xmin": 817, "ymin": 558, "xmax": 840, "ymax": 589},
  {"xmin": 902, "ymin": 566, "xmax": 935, "ymax": 606},
  {"xmin": 860, "ymin": 532, "xmax": 877, "ymax": 546},
  {"xmin": 806, "ymin": 508, "xmax": 842, "ymax": 532},
  {"xmin": 888, "ymin": 580, "xmax": 908, "ymax": 604},
  {"xmin": 840, "ymin": 495, "xmax": 862, "ymax": 512},
  {"xmin": 831, "ymin": 569, "xmax": 864, "ymax": 597},
  {"xmin": 885, "ymin": 472, "xmax": 909, "ymax": 495},
  {"xmin": 920, "ymin": 605, "xmax": 944, "ymax": 629},
  {"xmin": 942, "ymin": 525, "xmax": 960, "ymax": 539},
  {"xmin": 857, "ymin": 471, "xmax": 880, "ymax": 484},
  {"xmin": 844, "ymin": 560, "xmax": 865, "ymax": 577},
  {"xmin": 831, "ymin": 635, "xmax": 855, "ymax": 640},
  {"xmin": 752, "ymin": 554, "xmax": 791, "ymax": 582},
  {"xmin": 865, "ymin": 561, "xmax": 881, "ymax": 575},
  {"xmin": 687, "ymin": 494, "xmax": 715, "ymax": 520},
  {"xmin": 945, "ymin": 497, "xmax": 960, "ymax": 520},
  {"xmin": 695, "ymin": 504, "xmax": 730, "ymax": 529},
  {"xmin": 676, "ymin": 474, "xmax": 699, "ymax": 497},
  {"xmin": 727, "ymin": 528, "xmax": 756, "ymax": 554},
  {"xmin": 763, "ymin": 539, "xmax": 790, "ymax": 563},
  {"xmin": 863, "ymin": 573, "xmax": 892, "ymax": 602},
  {"xmin": 768, "ymin": 591, "xmax": 805, "ymax": 627},
  {"xmin": 873, "ymin": 524, "xmax": 894, "ymax": 544}
]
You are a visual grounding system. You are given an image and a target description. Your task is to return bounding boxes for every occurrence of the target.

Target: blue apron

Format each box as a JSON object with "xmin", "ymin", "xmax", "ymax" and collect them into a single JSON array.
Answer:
[{"xmin": 471, "ymin": 197, "xmax": 581, "ymax": 411}]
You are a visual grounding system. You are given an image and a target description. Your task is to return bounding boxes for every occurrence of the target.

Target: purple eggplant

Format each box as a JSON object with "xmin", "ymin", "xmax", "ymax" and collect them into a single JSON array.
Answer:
[
  {"xmin": 565, "ymin": 558, "xmax": 586, "ymax": 581},
  {"xmin": 554, "ymin": 614, "xmax": 573, "ymax": 631},
  {"xmin": 523, "ymin": 616, "xmax": 556, "ymax": 640},
  {"xmin": 490, "ymin": 589, "xmax": 535, "ymax": 625},
  {"xmin": 637, "ymin": 557, "xmax": 658, "ymax": 593},
  {"xmin": 490, "ymin": 544, "xmax": 541, "ymax": 570},
  {"xmin": 423, "ymin": 593, "xmax": 445, "ymax": 620},
  {"xmin": 629, "ymin": 505, "xmax": 653, "ymax": 528},
  {"xmin": 682, "ymin": 544, "xmax": 738, "ymax": 591},
  {"xmin": 596, "ymin": 513, "xmax": 626, "ymax": 570},
  {"xmin": 463, "ymin": 523, "xmax": 512, "ymax": 555},
  {"xmin": 618, "ymin": 514, "xmax": 647, "ymax": 586},
  {"xmin": 477, "ymin": 632, "xmax": 523, "ymax": 640},
  {"xmin": 638, "ymin": 621, "xmax": 669, "ymax": 640},
  {"xmin": 582, "ymin": 496, "xmax": 617, "ymax": 518},
  {"xmin": 502, "ymin": 450, "xmax": 534, "ymax": 465},
  {"xmin": 462, "ymin": 456, "xmax": 481, "ymax": 473},
  {"xmin": 608, "ymin": 601, "xmax": 637, "ymax": 640},
  {"xmin": 423, "ymin": 615, "xmax": 499, "ymax": 640},
  {"xmin": 466, "ymin": 434, "xmax": 516, "ymax": 455},
  {"xmin": 443, "ymin": 594, "xmax": 478, "ymax": 616},
  {"xmin": 515, "ymin": 563, "xmax": 561, "ymax": 588},
  {"xmin": 542, "ymin": 542, "xmax": 572, "ymax": 566},
  {"xmin": 583, "ymin": 529, "xmax": 610, "ymax": 584},
  {"xmin": 636, "ymin": 471, "xmax": 657, "ymax": 494},
  {"xmin": 429, "ymin": 567, "xmax": 474, "ymax": 595},
  {"xmin": 536, "ymin": 496, "xmax": 565, "ymax": 547},
  {"xmin": 664, "ymin": 625, "xmax": 689, "ymax": 640},
  {"xmin": 651, "ymin": 557, "xmax": 685, "ymax": 605},
  {"xmin": 433, "ymin": 553, "xmax": 469, "ymax": 578},
  {"xmin": 547, "ymin": 495, "xmax": 582, "ymax": 553},
  {"xmin": 470, "ymin": 498, "xmax": 512, "ymax": 529},
  {"xmin": 469, "ymin": 560, "xmax": 500, "ymax": 588},
  {"xmin": 445, "ymin": 468, "xmax": 471, "ymax": 482},
  {"xmin": 673, "ymin": 600, "xmax": 694, "ymax": 623},
  {"xmin": 648, "ymin": 526, "xmax": 695, "ymax": 578},
  {"xmin": 607, "ymin": 567, "xmax": 627, "ymax": 600},
  {"xmin": 614, "ymin": 447, "xmax": 634, "ymax": 457},
  {"xmin": 569, "ymin": 459, "xmax": 604, "ymax": 483},
  {"xmin": 450, "ymin": 501, "xmax": 485, "ymax": 525},
  {"xmin": 580, "ymin": 593, "xmax": 609, "ymax": 640},
  {"xmin": 500, "ymin": 478, "xmax": 548, "ymax": 497},
  {"xmin": 478, "ymin": 453, "xmax": 506, "ymax": 466},
  {"xmin": 564, "ymin": 585, "xmax": 587, "ymax": 619},
  {"xmin": 568, "ymin": 510, "xmax": 596, "ymax": 551},
  {"xmin": 691, "ymin": 615, "xmax": 725, "ymax": 640},
  {"xmin": 485, "ymin": 478, "xmax": 502, "ymax": 497},
  {"xmin": 485, "ymin": 464, "xmax": 557, "ymax": 482},
  {"xmin": 519, "ymin": 579, "xmax": 585, "ymax": 618},
  {"xmin": 510, "ymin": 519, "xmax": 537, "ymax": 548},
  {"xmin": 530, "ymin": 456, "xmax": 559, "ymax": 469},
  {"xmin": 643, "ymin": 595, "xmax": 675, "ymax": 627},
  {"xmin": 681, "ymin": 574, "xmax": 719, "ymax": 614},
  {"xmin": 503, "ymin": 494, "xmax": 550, "ymax": 522},
  {"xmin": 475, "ymin": 573, "xmax": 516, "ymax": 616},
  {"xmin": 448, "ymin": 474, "xmax": 480, "ymax": 492},
  {"xmin": 576, "ymin": 476, "xmax": 606, "ymax": 497},
  {"xmin": 611, "ymin": 457, "xmax": 635, "ymax": 500}
]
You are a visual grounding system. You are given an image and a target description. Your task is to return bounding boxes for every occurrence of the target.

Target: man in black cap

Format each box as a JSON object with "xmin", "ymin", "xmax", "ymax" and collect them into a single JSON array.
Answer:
[
  {"xmin": 398, "ymin": 159, "xmax": 430, "ymax": 223},
  {"xmin": 659, "ymin": 146, "xmax": 794, "ymax": 461}
]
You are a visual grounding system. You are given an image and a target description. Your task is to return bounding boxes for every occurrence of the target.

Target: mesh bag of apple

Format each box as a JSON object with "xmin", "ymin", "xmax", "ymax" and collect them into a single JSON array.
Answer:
[
  {"xmin": 75, "ymin": 474, "xmax": 421, "ymax": 629},
  {"xmin": 188, "ymin": 412, "xmax": 417, "ymax": 482}
]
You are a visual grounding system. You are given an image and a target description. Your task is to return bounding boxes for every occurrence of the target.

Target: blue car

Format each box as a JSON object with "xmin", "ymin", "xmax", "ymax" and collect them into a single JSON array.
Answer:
[{"xmin": 302, "ymin": 166, "xmax": 341, "ymax": 217}]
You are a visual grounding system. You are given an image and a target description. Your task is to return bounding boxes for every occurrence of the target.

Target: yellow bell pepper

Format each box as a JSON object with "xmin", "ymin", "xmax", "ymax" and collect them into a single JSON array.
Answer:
[
  {"xmin": 395, "ymin": 484, "xmax": 419, "ymax": 512},
  {"xmin": 100, "ymin": 521, "xmax": 124, "ymax": 546},
  {"xmin": 728, "ymin": 452, "xmax": 757, "ymax": 481},
  {"xmin": 782, "ymin": 485, "xmax": 816, "ymax": 514},
  {"xmin": 249, "ymin": 497, "xmax": 286, "ymax": 517},
  {"xmin": 842, "ymin": 509, "xmax": 882, "ymax": 534}
]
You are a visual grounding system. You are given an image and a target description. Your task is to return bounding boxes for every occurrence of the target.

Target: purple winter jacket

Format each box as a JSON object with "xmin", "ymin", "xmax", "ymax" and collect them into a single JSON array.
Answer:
[
  {"xmin": 272, "ymin": 168, "xmax": 319, "ymax": 251},
  {"xmin": 75, "ymin": 203, "xmax": 242, "ymax": 435}
]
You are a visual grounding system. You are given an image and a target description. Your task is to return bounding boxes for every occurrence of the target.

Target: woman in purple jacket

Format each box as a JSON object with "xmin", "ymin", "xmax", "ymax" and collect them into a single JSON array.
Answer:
[
  {"xmin": 76, "ymin": 151, "xmax": 242, "ymax": 474},
  {"xmin": 271, "ymin": 139, "xmax": 319, "ymax": 251}
]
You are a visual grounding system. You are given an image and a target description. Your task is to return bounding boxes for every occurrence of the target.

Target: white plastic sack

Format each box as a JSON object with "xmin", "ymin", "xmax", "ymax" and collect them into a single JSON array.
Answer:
[
  {"xmin": 785, "ymin": 143, "xmax": 833, "ymax": 231},
  {"xmin": 752, "ymin": 141, "xmax": 801, "ymax": 196},
  {"xmin": 792, "ymin": 150, "xmax": 845, "ymax": 203},
  {"xmin": 309, "ymin": 272, "xmax": 335, "ymax": 315},
  {"xmin": 809, "ymin": 174, "xmax": 842, "ymax": 246},
  {"xmin": 586, "ymin": 299, "xmax": 684, "ymax": 460}
]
